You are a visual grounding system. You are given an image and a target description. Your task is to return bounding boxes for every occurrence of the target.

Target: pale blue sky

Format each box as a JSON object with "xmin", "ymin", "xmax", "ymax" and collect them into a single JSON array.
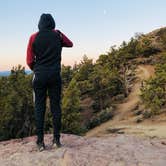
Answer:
[{"xmin": 0, "ymin": 0, "xmax": 166, "ymax": 70}]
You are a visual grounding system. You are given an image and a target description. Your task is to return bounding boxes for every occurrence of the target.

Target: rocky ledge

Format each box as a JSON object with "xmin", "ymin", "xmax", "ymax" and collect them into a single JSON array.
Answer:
[{"xmin": 0, "ymin": 134, "xmax": 166, "ymax": 166}]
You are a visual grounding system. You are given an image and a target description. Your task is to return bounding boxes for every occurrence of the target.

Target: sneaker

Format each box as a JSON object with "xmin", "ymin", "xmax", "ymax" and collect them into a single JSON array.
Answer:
[
  {"xmin": 36, "ymin": 141, "xmax": 45, "ymax": 152},
  {"xmin": 52, "ymin": 138, "xmax": 62, "ymax": 148}
]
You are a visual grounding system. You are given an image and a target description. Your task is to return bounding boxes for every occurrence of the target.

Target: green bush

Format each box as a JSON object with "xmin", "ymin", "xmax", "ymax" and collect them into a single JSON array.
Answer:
[{"xmin": 85, "ymin": 107, "xmax": 114, "ymax": 129}]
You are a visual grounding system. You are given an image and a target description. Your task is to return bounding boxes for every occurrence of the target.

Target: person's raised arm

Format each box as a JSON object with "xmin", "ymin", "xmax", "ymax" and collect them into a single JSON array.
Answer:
[{"xmin": 56, "ymin": 30, "xmax": 73, "ymax": 47}]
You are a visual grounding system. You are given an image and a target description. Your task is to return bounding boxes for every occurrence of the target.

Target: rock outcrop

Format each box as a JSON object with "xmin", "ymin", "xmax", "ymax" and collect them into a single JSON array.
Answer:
[{"xmin": 0, "ymin": 134, "xmax": 166, "ymax": 166}]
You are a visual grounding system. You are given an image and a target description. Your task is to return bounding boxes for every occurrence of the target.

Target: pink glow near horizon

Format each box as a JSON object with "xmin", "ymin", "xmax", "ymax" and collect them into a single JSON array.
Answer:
[{"xmin": 0, "ymin": 55, "xmax": 98, "ymax": 71}]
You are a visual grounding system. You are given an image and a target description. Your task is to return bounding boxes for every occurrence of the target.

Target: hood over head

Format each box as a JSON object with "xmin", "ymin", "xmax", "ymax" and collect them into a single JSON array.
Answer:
[{"xmin": 38, "ymin": 13, "xmax": 55, "ymax": 31}]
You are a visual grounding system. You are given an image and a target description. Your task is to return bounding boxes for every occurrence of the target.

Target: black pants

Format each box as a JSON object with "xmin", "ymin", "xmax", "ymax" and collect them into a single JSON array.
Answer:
[{"xmin": 32, "ymin": 70, "xmax": 61, "ymax": 143}]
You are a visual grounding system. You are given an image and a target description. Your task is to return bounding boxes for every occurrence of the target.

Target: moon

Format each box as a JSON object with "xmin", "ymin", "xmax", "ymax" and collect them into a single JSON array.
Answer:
[{"xmin": 103, "ymin": 10, "xmax": 107, "ymax": 15}]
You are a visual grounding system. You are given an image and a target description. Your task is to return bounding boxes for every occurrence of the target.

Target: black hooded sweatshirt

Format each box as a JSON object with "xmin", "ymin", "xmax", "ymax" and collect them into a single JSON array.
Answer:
[{"xmin": 26, "ymin": 14, "xmax": 73, "ymax": 72}]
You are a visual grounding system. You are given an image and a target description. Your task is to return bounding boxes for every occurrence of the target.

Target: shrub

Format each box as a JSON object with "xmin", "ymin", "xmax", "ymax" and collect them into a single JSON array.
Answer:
[{"xmin": 85, "ymin": 107, "xmax": 114, "ymax": 129}]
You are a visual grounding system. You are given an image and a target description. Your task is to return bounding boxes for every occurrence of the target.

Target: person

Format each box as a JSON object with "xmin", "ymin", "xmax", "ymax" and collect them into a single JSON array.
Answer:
[{"xmin": 26, "ymin": 13, "xmax": 73, "ymax": 151}]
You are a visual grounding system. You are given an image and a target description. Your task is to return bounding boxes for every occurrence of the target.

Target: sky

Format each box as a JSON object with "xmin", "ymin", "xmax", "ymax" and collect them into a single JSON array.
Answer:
[{"xmin": 0, "ymin": 0, "xmax": 166, "ymax": 70}]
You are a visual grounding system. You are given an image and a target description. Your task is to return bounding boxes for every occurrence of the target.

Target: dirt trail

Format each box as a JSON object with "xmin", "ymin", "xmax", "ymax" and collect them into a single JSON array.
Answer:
[
  {"xmin": 86, "ymin": 65, "xmax": 156, "ymax": 137},
  {"xmin": 113, "ymin": 65, "xmax": 155, "ymax": 122}
]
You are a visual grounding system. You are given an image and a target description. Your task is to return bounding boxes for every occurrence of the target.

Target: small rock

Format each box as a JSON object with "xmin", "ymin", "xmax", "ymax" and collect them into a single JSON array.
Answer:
[{"xmin": 136, "ymin": 118, "xmax": 143, "ymax": 123}]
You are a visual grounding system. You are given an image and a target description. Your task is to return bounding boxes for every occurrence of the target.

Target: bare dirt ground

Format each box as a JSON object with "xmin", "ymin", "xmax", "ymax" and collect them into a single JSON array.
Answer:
[{"xmin": 85, "ymin": 65, "xmax": 166, "ymax": 138}]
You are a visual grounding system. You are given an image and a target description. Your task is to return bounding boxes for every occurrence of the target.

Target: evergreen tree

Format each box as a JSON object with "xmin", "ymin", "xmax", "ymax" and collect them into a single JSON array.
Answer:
[
  {"xmin": 0, "ymin": 65, "xmax": 35, "ymax": 140},
  {"xmin": 140, "ymin": 53, "xmax": 166, "ymax": 115},
  {"xmin": 62, "ymin": 79, "xmax": 83, "ymax": 134}
]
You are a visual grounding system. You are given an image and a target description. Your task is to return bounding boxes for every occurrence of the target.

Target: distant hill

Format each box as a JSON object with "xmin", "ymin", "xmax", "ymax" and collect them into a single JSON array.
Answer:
[
  {"xmin": 0, "ymin": 70, "xmax": 32, "ymax": 76},
  {"xmin": 0, "ymin": 71, "xmax": 10, "ymax": 76}
]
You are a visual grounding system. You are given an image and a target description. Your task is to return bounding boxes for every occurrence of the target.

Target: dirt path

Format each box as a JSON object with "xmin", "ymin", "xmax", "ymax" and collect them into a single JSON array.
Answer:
[{"xmin": 86, "ymin": 65, "xmax": 156, "ymax": 137}]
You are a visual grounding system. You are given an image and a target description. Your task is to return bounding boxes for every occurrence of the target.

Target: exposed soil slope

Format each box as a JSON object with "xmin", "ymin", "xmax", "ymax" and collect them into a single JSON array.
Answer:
[{"xmin": 86, "ymin": 65, "xmax": 157, "ymax": 137}]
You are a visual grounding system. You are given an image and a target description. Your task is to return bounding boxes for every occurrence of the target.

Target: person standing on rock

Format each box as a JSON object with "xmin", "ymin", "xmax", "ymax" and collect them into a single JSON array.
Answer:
[{"xmin": 26, "ymin": 13, "xmax": 73, "ymax": 151}]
